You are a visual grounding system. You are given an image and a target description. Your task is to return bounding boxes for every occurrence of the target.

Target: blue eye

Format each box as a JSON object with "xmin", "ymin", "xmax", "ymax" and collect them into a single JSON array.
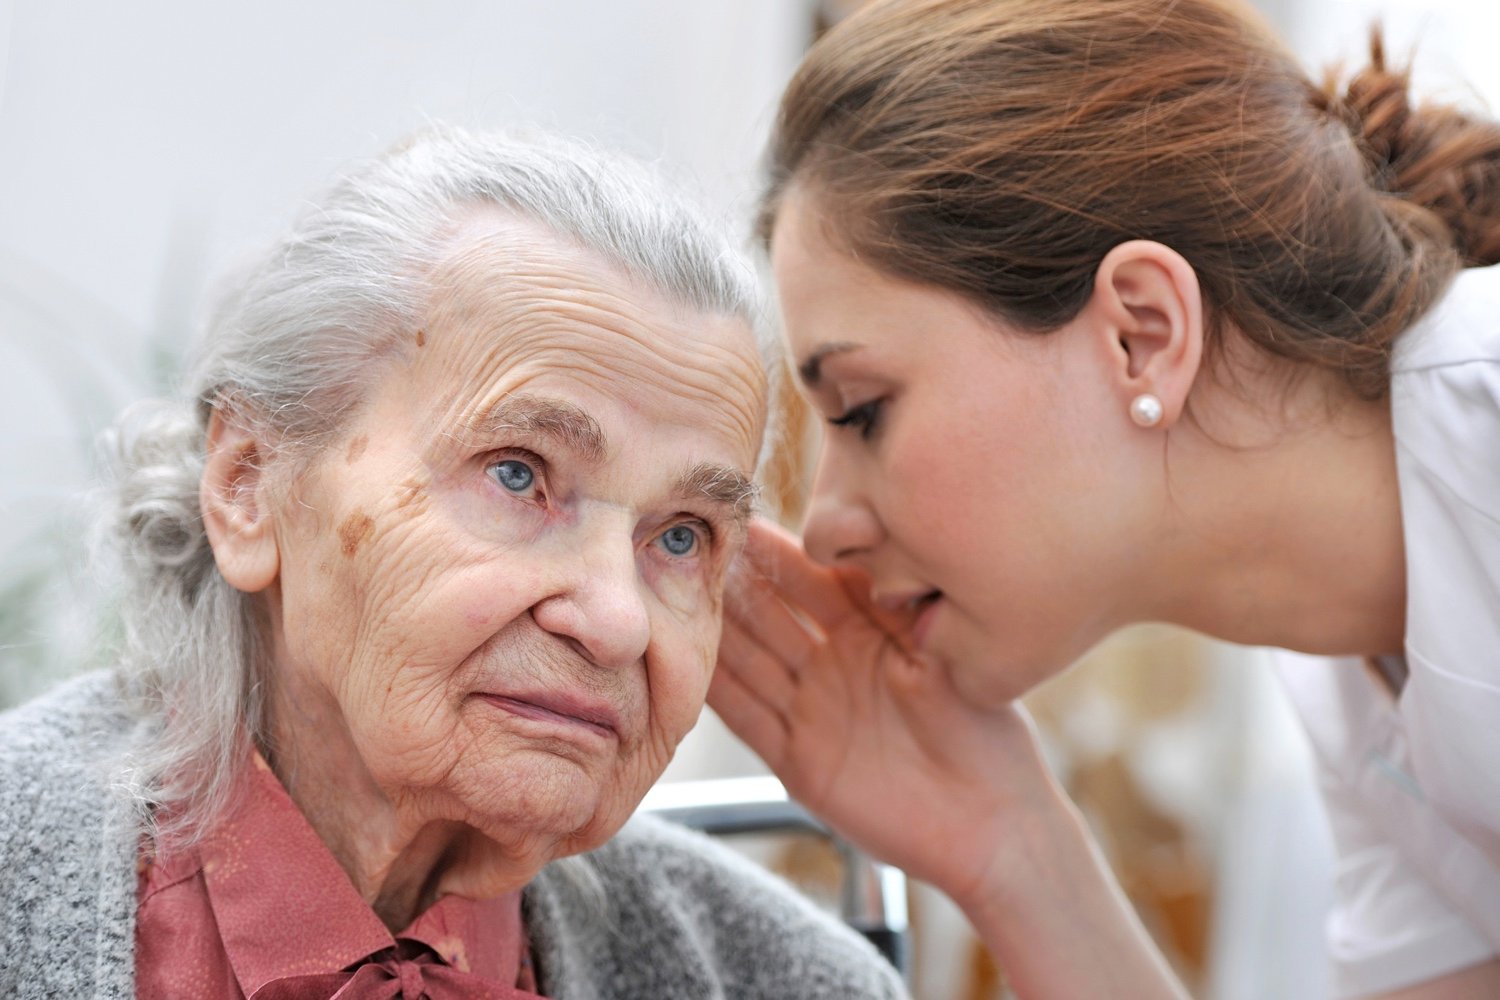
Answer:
[
  {"xmin": 490, "ymin": 459, "xmax": 535, "ymax": 494},
  {"xmin": 659, "ymin": 524, "xmax": 699, "ymax": 557}
]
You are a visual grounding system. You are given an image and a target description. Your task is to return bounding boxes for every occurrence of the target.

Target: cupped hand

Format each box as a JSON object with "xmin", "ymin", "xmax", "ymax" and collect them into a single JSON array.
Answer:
[{"xmin": 708, "ymin": 518, "xmax": 1067, "ymax": 906}]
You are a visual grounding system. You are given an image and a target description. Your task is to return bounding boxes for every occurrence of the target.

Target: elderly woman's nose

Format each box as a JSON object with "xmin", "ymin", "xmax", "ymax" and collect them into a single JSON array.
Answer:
[
  {"xmin": 801, "ymin": 455, "xmax": 882, "ymax": 567},
  {"xmin": 531, "ymin": 531, "xmax": 652, "ymax": 670}
]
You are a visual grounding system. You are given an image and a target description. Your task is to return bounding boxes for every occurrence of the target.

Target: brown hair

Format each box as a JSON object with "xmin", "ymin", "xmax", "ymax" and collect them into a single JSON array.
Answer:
[{"xmin": 761, "ymin": 0, "xmax": 1500, "ymax": 398}]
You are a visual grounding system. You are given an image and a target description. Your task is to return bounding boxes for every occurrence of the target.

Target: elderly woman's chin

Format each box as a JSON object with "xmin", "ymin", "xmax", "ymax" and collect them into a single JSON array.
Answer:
[
  {"xmin": 426, "ymin": 716, "xmax": 659, "ymax": 863},
  {"xmin": 259, "ymin": 615, "xmax": 690, "ymax": 885}
]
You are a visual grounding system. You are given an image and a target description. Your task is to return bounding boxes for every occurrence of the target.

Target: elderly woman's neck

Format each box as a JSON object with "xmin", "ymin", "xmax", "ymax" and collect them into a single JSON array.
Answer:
[{"xmin": 262, "ymin": 664, "xmax": 533, "ymax": 931}]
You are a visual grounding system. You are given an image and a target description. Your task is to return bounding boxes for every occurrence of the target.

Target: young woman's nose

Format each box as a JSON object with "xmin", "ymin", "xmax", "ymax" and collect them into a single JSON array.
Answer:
[
  {"xmin": 531, "ymin": 523, "xmax": 651, "ymax": 670},
  {"xmin": 800, "ymin": 453, "xmax": 882, "ymax": 567}
]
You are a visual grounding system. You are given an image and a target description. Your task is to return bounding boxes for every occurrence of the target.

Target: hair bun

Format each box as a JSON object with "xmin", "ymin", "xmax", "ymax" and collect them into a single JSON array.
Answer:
[{"xmin": 1332, "ymin": 28, "xmax": 1500, "ymax": 266}]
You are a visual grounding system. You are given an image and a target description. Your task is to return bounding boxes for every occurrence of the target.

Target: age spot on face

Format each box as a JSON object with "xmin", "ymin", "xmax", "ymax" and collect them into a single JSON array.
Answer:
[
  {"xmin": 345, "ymin": 435, "xmax": 369, "ymax": 464},
  {"xmin": 338, "ymin": 512, "xmax": 375, "ymax": 556},
  {"xmin": 415, "ymin": 328, "xmax": 427, "ymax": 348}
]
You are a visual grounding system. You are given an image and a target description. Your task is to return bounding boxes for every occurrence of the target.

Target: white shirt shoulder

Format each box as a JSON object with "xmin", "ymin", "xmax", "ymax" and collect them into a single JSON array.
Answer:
[
  {"xmin": 1388, "ymin": 264, "xmax": 1500, "ymax": 861},
  {"xmin": 1389, "ymin": 263, "xmax": 1500, "ymax": 524},
  {"xmin": 1275, "ymin": 264, "xmax": 1500, "ymax": 996}
]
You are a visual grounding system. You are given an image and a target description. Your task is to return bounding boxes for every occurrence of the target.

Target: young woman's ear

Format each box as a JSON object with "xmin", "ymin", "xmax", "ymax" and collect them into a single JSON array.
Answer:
[
  {"xmin": 1083, "ymin": 240, "xmax": 1205, "ymax": 429},
  {"xmin": 200, "ymin": 407, "xmax": 280, "ymax": 593}
]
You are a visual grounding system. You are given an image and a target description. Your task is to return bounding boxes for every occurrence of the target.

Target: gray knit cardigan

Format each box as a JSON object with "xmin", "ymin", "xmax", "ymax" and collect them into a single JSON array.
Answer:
[{"xmin": 0, "ymin": 673, "xmax": 907, "ymax": 999}]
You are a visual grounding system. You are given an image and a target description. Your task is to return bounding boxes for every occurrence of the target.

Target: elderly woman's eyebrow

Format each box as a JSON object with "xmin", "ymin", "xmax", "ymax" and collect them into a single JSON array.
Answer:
[
  {"xmin": 459, "ymin": 399, "xmax": 754, "ymax": 522},
  {"xmin": 674, "ymin": 462, "xmax": 758, "ymax": 527},
  {"xmin": 459, "ymin": 393, "xmax": 608, "ymax": 462}
]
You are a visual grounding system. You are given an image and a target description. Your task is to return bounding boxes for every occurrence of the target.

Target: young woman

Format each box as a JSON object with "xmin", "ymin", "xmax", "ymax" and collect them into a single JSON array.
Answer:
[{"xmin": 709, "ymin": 1, "xmax": 1500, "ymax": 996}]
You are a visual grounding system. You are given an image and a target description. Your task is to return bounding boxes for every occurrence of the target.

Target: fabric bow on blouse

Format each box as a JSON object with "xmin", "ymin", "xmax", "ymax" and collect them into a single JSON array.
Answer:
[
  {"xmin": 247, "ymin": 941, "xmax": 523, "ymax": 999},
  {"xmin": 135, "ymin": 753, "xmax": 544, "ymax": 999}
]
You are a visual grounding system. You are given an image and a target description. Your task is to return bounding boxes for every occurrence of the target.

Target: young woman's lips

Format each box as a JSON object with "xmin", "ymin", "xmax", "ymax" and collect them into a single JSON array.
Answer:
[
  {"xmin": 477, "ymin": 692, "xmax": 619, "ymax": 741},
  {"xmin": 872, "ymin": 588, "xmax": 945, "ymax": 649},
  {"xmin": 910, "ymin": 593, "xmax": 944, "ymax": 649}
]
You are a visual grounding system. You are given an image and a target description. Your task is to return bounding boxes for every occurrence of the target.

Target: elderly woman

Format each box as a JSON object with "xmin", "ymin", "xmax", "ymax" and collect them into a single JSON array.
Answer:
[{"xmin": 0, "ymin": 128, "xmax": 904, "ymax": 999}]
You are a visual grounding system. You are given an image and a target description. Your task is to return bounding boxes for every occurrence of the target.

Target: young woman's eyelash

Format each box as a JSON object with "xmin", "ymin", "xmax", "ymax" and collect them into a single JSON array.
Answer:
[{"xmin": 829, "ymin": 399, "xmax": 883, "ymax": 440}]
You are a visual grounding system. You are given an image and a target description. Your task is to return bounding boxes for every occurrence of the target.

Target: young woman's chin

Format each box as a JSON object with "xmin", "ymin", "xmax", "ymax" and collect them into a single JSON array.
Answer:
[
  {"xmin": 927, "ymin": 627, "xmax": 1053, "ymax": 709},
  {"xmin": 935, "ymin": 593, "xmax": 1109, "ymax": 707}
]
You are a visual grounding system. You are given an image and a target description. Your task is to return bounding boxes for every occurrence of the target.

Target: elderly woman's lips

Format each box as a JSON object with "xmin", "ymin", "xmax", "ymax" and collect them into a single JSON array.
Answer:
[{"xmin": 476, "ymin": 693, "xmax": 619, "ymax": 740}]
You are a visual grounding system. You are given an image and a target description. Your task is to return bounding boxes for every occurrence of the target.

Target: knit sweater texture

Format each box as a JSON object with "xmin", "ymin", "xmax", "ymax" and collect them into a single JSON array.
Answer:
[{"xmin": 0, "ymin": 672, "xmax": 907, "ymax": 999}]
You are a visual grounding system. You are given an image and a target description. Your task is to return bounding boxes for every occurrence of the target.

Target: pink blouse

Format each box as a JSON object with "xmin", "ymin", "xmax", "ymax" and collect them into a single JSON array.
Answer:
[{"xmin": 135, "ymin": 753, "xmax": 544, "ymax": 999}]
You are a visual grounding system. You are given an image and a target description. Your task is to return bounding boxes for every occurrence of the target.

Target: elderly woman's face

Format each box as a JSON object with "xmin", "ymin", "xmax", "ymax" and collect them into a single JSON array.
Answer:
[{"xmin": 265, "ymin": 215, "xmax": 765, "ymax": 864}]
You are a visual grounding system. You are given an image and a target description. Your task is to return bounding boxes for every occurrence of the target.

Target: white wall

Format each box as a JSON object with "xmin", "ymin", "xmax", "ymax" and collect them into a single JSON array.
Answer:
[
  {"xmin": 1278, "ymin": 0, "xmax": 1500, "ymax": 104},
  {"xmin": 0, "ymin": 1, "xmax": 807, "ymax": 341}
]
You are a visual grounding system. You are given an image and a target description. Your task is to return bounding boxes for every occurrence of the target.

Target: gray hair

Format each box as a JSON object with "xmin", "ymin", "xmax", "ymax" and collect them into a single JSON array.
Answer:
[{"xmin": 106, "ymin": 125, "xmax": 769, "ymax": 845}]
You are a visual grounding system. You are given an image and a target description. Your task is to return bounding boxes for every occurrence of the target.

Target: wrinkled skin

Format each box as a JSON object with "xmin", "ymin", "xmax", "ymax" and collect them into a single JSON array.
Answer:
[{"xmin": 219, "ymin": 211, "xmax": 766, "ymax": 926}]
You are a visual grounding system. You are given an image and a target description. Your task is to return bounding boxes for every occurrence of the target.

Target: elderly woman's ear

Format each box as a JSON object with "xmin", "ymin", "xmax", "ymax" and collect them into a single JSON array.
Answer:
[{"xmin": 200, "ymin": 407, "xmax": 280, "ymax": 594}]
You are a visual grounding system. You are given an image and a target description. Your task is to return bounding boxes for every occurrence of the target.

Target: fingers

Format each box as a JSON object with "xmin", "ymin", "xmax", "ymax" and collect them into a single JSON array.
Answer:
[
  {"xmin": 706, "ymin": 662, "xmax": 790, "ymax": 770},
  {"xmin": 725, "ymin": 569, "xmax": 824, "ymax": 670},
  {"xmin": 732, "ymin": 519, "xmax": 857, "ymax": 628},
  {"xmin": 718, "ymin": 619, "xmax": 801, "ymax": 717}
]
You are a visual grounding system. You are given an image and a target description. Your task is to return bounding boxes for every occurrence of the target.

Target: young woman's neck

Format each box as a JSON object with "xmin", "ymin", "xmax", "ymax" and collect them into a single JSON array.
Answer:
[{"xmin": 1148, "ymin": 373, "xmax": 1407, "ymax": 657}]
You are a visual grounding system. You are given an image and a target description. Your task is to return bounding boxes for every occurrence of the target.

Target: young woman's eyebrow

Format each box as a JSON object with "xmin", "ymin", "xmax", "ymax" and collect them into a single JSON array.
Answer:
[
  {"xmin": 797, "ymin": 341, "xmax": 862, "ymax": 387},
  {"xmin": 457, "ymin": 393, "xmax": 608, "ymax": 462}
]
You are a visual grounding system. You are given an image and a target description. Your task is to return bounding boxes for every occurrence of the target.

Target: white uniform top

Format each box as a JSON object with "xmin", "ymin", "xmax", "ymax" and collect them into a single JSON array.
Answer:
[{"xmin": 1275, "ymin": 263, "xmax": 1500, "ymax": 997}]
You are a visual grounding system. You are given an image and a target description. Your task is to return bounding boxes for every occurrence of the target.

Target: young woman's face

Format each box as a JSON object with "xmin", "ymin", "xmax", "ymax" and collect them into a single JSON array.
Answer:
[{"xmin": 771, "ymin": 193, "xmax": 1149, "ymax": 703}]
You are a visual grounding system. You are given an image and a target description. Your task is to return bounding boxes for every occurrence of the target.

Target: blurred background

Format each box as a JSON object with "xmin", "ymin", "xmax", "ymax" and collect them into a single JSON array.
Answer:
[{"xmin": 2, "ymin": 1, "xmax": 1497, "ymax": 996}]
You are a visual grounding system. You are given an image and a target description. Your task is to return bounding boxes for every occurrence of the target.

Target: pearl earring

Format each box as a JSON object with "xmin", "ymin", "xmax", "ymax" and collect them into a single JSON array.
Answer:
[{"xmin": 1129, "ymin": 393, "xmax": 1164, "ymax": 427}]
